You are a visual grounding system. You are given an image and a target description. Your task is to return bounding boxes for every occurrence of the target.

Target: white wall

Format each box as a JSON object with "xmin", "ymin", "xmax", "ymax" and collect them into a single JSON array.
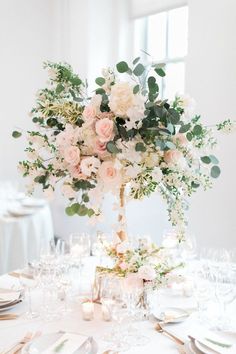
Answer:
[
  {"xmin": 186, "ymin": 0, "xmax": 236, "ymax": 248},
  {"xmin": 0, "ymin": 0, "xmax": 61, "ymax": 181}
]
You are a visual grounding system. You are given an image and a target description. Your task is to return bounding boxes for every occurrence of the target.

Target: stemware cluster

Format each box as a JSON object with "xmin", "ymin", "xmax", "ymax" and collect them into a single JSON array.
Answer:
[{"xmin": 20, "ymin": 232, "xmax": 94, "ymax": 320}]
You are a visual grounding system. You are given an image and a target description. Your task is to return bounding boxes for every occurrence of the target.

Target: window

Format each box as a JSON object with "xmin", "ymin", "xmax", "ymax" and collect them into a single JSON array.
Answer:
[{"xmin": 133, "ymin": 6, "xmax": 188, "ymax": 99}]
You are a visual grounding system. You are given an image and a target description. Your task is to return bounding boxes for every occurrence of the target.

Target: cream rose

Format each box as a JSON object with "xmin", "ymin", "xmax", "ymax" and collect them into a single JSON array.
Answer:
[
  {"xmin": 109, "ymin": 82, "xmax": 134, "ymax": 117},
  {"xmin": 95, "ymin": 118, "xmax": 114, "ymax": 143},
  {"xmin": 164, "ymin": 150, "xmax": 182, "ymax": 165},
  {"xmin": 63, "ymin": 146, "xmax": 81, "ymax": 166}
]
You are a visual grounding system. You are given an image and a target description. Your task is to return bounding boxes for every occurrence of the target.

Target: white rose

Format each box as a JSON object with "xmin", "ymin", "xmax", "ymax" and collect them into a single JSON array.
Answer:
[
  {"xmin": 80, "ymin": 156, "xmax": 101, "ymax": 177},
  {"xmin": 138, "ymin": 265, "xmax": 156, "ymax": 281},
  {"xmin": 109, "ymin": 82, "xmax": 134, "ymax": 117}
]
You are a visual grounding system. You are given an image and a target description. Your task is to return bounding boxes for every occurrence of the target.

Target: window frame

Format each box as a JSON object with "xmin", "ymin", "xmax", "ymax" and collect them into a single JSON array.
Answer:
[{"xmin": 133, "ymin": 5, "xmax": 188, "ymax": 98}]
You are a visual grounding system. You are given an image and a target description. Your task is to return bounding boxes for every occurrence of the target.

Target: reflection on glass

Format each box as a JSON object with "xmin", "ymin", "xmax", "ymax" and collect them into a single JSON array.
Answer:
[
  {"xmin": 147, "ymin": 12, "xmax": 167, "ymax": 61},
  {"xmin": 168, "ymin": 6, "xmax": 188, "ymax": 58}
]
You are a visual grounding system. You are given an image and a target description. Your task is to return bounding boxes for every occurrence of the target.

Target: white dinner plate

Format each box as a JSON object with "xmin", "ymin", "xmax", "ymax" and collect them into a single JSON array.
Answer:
[
  {"xmin": 153, "ymin": 306, "xmax": 189, "ymax": 323},
  {"xmin": 7, "ymin": 207, "xmax": 35, "ymax": 217},
  {"xmin": 0, "ymin": 300, "xmax": 22, "ymax": 312},
  {"xmin": 194, "ymin": 340, "xmax": 217, "ymax": 354}
]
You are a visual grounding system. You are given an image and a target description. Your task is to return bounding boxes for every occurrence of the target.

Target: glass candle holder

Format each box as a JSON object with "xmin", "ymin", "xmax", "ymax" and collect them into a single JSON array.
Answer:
[
  {"xmin": 102, "ymin": 299, "xmax": 113, "ymax": 321},
  {"xmin": 82, "ymin": 301, "xmax": 94, "ymax": 321}
]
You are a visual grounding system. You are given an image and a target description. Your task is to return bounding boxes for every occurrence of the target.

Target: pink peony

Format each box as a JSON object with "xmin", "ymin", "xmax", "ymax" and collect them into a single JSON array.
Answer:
[
  {"xmin": 98, "ymin": 160, "xmax": 121, "ymax": 186},
  {"xmin": 164, "ymin": 150, "xmax": 182, "ymax": 165},
  {"xmin": 95, "ymin": 118, "xmax": 114, "ymax": 143},
  {"xmin": 83, "ymin": 105, "xmax": 97, "ymax": 120},
  {"xmin": 63, "ymin": 146, "xmax": 81, "ymax": 166}
]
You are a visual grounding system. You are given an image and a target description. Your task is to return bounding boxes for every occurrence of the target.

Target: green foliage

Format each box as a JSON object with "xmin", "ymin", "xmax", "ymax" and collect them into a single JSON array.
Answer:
[
  {"xmin": 133, "ymin": 63, "xmax": 145, "ymax": 76},
  {"xmin": 12, "ymin": 131, "xmax": 22, "ymax": 138},
  {"xmin": 179, "ymin": 123, "xmax": 191, "ymax": 133},
  {"xmin": 95, "ymin": 77, "xmax": 105, "ymax": 86},
  {"xmin": 211, "ymin": 165, "xmax": 221, "ymax": 178},
  {"xmin": 192, "ymin": 124, "xmax": 203, "ymax": 136},
  {"xmin": 73, "ymin": 180, "xmax": 95, "ymax": 191},
  {"xmin": 135, "ymin": 142, "xmax": 146, "ymax": 152},
  {"xmin": 133, "ymin": 57, "xmax": 140, "ymax": 65},
  {"xmin": 133, "ymin": 84, "xmax": 140, "ymax": 94},
  {"xmin": 154, "ymin": 67, "xmax": 166, "ymax": 77},
  {"xmin": 116, "ymin": 61, "xmax": 129, "ymax": 73},
  {"xmin": 106, "ymin": 141, "xmax": 121, "ymax": 154},
  {"xmin": 201, "ymin": 156, "xmax": 211, "ymax": 164}
]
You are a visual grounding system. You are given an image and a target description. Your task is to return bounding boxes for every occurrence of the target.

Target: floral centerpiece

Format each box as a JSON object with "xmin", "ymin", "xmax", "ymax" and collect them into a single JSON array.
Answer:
[{"xmin": 13, "ymin": 57, "xmax": 233, "ymax": 241}]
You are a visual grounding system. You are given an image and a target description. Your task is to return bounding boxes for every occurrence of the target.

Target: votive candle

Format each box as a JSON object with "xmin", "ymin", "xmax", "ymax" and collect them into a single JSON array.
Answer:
[{"xmin": 82, "ymin": 301, "xmax": 94, "ymax": 321}]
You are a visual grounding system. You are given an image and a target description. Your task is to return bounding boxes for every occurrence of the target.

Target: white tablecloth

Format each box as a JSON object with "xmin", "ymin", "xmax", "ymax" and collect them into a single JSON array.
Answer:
[
  {"xmin": 0, "ymin": 260, "xmax": 235, "ymax": 354},
  {"xmin": 0, "ymin": 205, "xmax": 53, "ymax": 274}
]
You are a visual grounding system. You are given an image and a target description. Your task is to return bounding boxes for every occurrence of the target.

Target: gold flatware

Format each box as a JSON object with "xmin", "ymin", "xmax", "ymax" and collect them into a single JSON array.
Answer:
[
  {"xmin": 102, "ymin": 351, "xmax": 119, "ymax": 354},
  {"xmin": 4, "ymin": 332, "xmax": 33, "ymax": 354},
  {"xmin": 155, "ymin": 322, "xmax": 185, "ymax": 346},
  {"xmin": 0, "ymin": 314, "xmax": 19, "ymax": 320},
  {"xmin": 8, "ymin": 272, "xmax": 33, "ymax": 280}
]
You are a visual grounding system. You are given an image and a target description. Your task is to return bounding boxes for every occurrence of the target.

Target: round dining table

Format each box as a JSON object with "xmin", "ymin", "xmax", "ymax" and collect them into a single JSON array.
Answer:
[
  {"xmin": 0, "ymin": 202, "xmax": 53, "ymax": 275},
  {"xmin": 0, "ymin": 257, "xmax": 235, "ymax": 354}
]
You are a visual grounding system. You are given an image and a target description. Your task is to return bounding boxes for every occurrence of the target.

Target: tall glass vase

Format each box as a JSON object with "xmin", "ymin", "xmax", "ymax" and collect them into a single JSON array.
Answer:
[{"xmin": 116, "ymin": 184, "xmax": 127, "ymax": 242}]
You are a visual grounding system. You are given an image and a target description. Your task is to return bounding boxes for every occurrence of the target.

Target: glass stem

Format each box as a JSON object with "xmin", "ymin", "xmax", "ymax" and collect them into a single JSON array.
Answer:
[{"xmin": 28, "ymin": 288, "xmax": 32, "ymax": 314}]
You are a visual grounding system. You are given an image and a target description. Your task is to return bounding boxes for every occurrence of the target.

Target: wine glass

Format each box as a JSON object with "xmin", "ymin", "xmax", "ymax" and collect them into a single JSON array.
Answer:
[{"xmin": 19, "ymin": 265, "xmax": 40, "ymax": 319}]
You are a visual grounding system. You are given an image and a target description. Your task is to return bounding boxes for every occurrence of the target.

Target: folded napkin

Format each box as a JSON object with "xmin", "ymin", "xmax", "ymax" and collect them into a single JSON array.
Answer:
[
  {"xmin": 189, "ymin": 329, "xmax": 234, "ymax": 354},
  {"xmin": 41, "ymin": 333, "xmax": 92, "ymax": 354}
]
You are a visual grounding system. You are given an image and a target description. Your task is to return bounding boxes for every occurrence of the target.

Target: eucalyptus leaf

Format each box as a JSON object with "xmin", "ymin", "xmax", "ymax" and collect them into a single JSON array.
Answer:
[
  {"xmin": 12, "ymin": 131, "xmax": 22, "ymax": 138},
  {"xmin": 193, "ymin": 124, "xmax": 203, "ymax": 136},
  {"xmin": 116, "ymin": 61, "xmax": 129, "ymax": 73},
  {"xmin": 95, "ymin": 77, "xmax": 105, "ymax": 86},
  {"xmin": 211, "ymin": 165, "xmax": 221, "ymax": 178},
  {"xmin": 155, "ymin": 67, "xmax": 166, "ymax": 77},
  {"xmin": 165, "ymin": 141, "xmax": 176, "ymax": 150},
  {"xmin": 179, "ymin": 123, "xmax": 191, "ymax": 133},
  {"xmin": 106, "ymin": 141, "xmax": 121, "ymax": 154},
  {"xmin": 201, "ymin": 156, "xmax": 211, "ymax": 164},
  {"xmin": 133, "ymin": 84, "xmax": 140, "ymax": 94},
  {"xmin": 209, "ymin": 155, "xmax": 219, "ymax": 164},
  {"xmin": 133, "ymin": 63, "xmax": 145, "ymax": 76},
  {"xmin": 133, "ymin": 57, "xmax": 140, "ymax": 65}
]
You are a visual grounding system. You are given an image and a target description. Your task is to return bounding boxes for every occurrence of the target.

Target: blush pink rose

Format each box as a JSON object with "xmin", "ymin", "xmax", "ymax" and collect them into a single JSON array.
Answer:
[
  {"xmin": 83, "ymin": 105, "xmax": 96, "ymax": 120},
  {"xmin": 63, "ymin": 146, "xmax": 81, "ymax": 166},
  {"xmin": 94, "ymin": 139, "xmax": 109, "ymax": 158},
  {"xmin": 69, "ymin": 164, "xmax": 82, "ymax": 179},
  {"xmin": 164, "ymin": 150, "xmax": 182, "ymax": 164},
  {"xmin": 173, "ymin": 133, "xmax": 188, "ymax": 146},
  {"xmin": 98, "ymin": 161, "xmax": 120, "ymax": 186},
  {"xmin": 95, "ymin": 118, "xmax": 114, "ymax": 143}
]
